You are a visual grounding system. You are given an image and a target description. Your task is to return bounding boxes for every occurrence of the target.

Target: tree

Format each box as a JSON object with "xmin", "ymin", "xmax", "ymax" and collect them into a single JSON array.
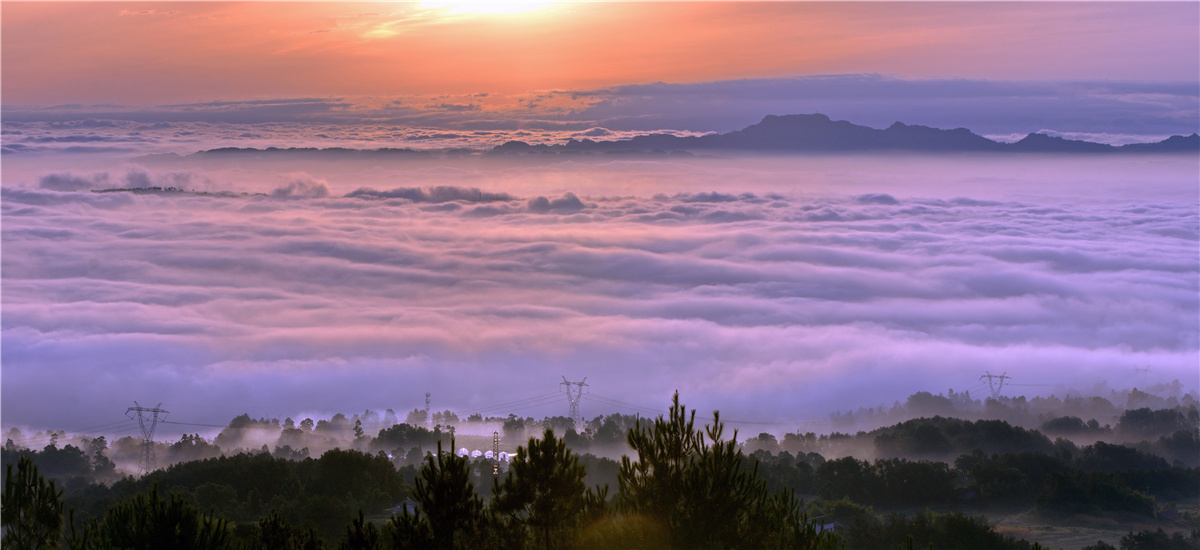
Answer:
[
  {"xmin": 2, "ymin": 457, "xmax": 64, "ymax": 550},
  {"xmin": 492, "ymin": 428, "xmax": 589, "ymax": 550},
  {"xmin": 405, "ymin": 439, "xmax": 483, "ymax": 550},
  {"xmin": 405, "ymin": 409, "xmax": 428, "ymax": 426},
  {"xmin": 248, "ymin": 511, "xmax": 325, "ymax": 550},
  {"xmin": 337, "ymin": 510, "xmax": 380, "ymax": 550},
  {"xmin": 617, "ymin": 392, "xmax": 842, "ymax": 550},
  {"xmin": 68, "ymin": 486, "xmax": 233, "ymax": 550}
]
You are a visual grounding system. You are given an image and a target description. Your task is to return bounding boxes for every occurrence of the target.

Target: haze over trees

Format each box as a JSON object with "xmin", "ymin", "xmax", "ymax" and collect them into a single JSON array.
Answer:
[{"xmin": 3, "ymin": 387, "xmax": 1197, "ymax": 549}]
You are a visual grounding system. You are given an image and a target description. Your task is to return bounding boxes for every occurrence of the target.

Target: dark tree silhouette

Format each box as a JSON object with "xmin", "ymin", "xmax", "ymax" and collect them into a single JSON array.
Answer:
[
  {"xmin": 405, "ymin": 439, "xmax": 483, "ymax": 550},
  {"xmin": 3, "ymin": 457, "xmax": 65, "ymax": 550},
  {"xmin": 492, "ymin": 428, "xmax": 590, "ymax": 549}
]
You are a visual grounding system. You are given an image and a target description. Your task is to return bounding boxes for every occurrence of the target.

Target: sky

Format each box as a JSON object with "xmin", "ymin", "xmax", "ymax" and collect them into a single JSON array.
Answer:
[
  {"xmin": 3, "ymin": 2, "xmax": 1199, "ymax": 142},
  {"xmin": 2, "ymin": 2, "xmax": 1198, "ymax": 437}
]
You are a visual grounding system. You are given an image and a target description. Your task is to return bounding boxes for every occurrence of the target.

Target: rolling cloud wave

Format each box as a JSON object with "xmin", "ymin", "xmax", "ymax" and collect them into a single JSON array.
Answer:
[{"xmin": 2, "ymin": 179, "xmax": 1197, "ymax": 429}]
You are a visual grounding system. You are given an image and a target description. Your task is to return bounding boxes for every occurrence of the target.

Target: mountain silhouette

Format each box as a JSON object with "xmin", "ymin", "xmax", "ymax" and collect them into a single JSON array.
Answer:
[{"xmin": 490, "ymin": 114, "xmax": 1199, "ymax": 155}]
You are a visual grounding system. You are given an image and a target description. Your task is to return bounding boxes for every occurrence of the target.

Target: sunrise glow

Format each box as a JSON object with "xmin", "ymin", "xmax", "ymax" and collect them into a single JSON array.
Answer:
[
  {"xmin": 1, "ymin": 7, "xmax": 1197, "ymax": 545},
  {"xmin": 419, "ymin": 0, "xmax": 550, "ymax": 16}
]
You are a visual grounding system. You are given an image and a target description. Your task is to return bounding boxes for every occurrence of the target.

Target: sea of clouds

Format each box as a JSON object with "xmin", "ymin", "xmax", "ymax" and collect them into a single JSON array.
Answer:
[{"xmin": 2, "ymin": 152, "xmax": 1197, "ymax": 435}]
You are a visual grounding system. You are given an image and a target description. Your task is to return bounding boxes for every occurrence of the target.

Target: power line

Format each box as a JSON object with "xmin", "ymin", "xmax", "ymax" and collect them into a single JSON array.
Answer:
[
  {"xmin": 498, "ymin": 396, "xmax": 566, "ymax": 415},
  {"xmin": 70, "ymin": 419, "xmax": 140, "ymax": 433},
  {"xmin": 583, "ymin": 393, "xmax": 665, "ymax": 416},
  {"xmin": 159, "ymin": 420, "xmax": 227, "ymax": 428},
  {"xmin": 459, "ymin": 392, "xmax": 563, "ymax": 415}
]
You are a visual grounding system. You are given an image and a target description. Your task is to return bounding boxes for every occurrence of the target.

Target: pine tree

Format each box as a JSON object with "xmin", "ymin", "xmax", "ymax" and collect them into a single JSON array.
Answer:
[
  {"xmin": 492, "ymin": 428, "xmax": 590, "ymax": 550},
  {"xmin": 618, "ymin": 392, "xmax": 843, "ymax": 550},
  {"xmin": 2, "ymin": 457, "xmax": 65, "ymax": 550}
]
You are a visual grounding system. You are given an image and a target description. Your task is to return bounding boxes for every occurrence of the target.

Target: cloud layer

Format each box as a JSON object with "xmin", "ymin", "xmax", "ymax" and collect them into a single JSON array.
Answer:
[{"xmin": 3, "ymin": 155, "xmax": 1197, "ymax": 433}]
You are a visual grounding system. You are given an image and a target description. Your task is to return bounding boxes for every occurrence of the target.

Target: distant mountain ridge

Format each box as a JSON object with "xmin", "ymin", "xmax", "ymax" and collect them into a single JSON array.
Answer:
[{"xmin": 491, "ymin": 113, "xmax": 1200, "ymax": 155}]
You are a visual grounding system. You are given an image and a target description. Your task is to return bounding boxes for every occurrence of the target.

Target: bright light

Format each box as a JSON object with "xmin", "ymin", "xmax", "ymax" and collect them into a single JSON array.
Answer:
[{"xmin": 419, "ymin": 1, "xmax": 549, "ymax": 16}]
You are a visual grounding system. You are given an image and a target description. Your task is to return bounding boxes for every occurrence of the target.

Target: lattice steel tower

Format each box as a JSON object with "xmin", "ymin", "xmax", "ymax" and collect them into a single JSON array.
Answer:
[
  {"xmin": 560, "ymin": 376, "xmax": 588, "ymax": 426},
  {"xmin": 126, "ymin": 402, "xmax": 168, "ymax": 475},
  {"xmin": 980, "ymin": 372, "xmax": 1012, "ymax": 399}
]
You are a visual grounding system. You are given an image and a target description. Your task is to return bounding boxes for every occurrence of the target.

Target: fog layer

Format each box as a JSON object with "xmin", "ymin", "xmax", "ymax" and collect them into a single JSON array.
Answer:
[{"xmin": 2, "ymin": 154, "xmax": 1197, "ymax": 432}]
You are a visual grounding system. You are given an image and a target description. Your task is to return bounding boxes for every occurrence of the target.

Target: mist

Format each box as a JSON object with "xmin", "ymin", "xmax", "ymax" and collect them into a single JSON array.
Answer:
[{"xmin": 2, "ymin": 151, "xmax": 1197, "ymax": 440}]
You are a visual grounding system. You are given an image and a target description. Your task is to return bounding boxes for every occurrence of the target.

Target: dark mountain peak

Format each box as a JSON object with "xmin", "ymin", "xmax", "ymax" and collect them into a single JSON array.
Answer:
[
  {"xmin": 1119, "ymin": 133, "xmax": 1200, "ymax": 153},
  {"xmin": 759, "ymin": 113, "xmax": 832, "ymax": 125},
  {"xmin": 1010, "ymin": 133, "xmax": 1114, "ymax": 153},
  {"xmin": 482, "ymin": 114, "xmax": 1196, "ymax": 156}
]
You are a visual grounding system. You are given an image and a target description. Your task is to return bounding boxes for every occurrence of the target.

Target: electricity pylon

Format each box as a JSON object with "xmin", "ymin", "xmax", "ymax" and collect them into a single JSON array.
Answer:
[
  {"xmin": 980, "ymin": 372, "xmax": 1011, "ymax": 399},
  {"xmin": 561, "ymin": 376, "xmax": 588, "ymax": 426},
  {"xmin": 126, "ymin": 402, "xmax": 168, "ymax": 475}
]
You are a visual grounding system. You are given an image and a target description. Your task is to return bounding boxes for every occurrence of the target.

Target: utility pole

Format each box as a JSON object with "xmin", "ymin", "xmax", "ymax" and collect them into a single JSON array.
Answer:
[
  {"xmin": 980, "ymin": 372, "xmax": 1011, "ymax": 399},
  {"xmin": 125, "ymin": 402, "xmax": 168, "ymax": 475},
  {"xmin": 493, "ymin": 431, "xmax": 500, "ymax": 476},
  {"xmin": 560, "ymin": 376, "xmax": 588, "ymax": 427}
]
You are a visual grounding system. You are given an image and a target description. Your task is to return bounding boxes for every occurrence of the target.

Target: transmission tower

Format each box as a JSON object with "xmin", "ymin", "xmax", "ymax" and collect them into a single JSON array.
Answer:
[
  {"xmin": 560, "ymin": 376, "xmax": 588, "ymax": 426},
  {"xmin": 125, "ymin": 402, "xmax": 168, "ymax": 475},
  {"xmin": 425, "ymin": 392, "xmax": 432, "ymax": 426},
  {"xmin": 979, "ymin": 371, "xmax": 1012, "ymax": 399}
]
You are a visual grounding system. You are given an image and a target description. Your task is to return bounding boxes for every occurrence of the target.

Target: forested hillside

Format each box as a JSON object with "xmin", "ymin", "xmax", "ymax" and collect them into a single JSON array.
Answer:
[{"xmin": 4, "ymin": 389, "xmax": 1197, "ymax": 549}]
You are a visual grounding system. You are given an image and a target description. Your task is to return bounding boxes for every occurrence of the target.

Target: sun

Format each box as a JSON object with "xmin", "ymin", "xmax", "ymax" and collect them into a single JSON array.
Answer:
[{"xmin": 418, "ymin": 1, "xmax": 551, "ymax": 16}]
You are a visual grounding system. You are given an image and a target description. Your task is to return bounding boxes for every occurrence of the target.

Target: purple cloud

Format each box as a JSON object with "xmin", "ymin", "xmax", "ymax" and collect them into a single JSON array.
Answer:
[{"xmin": 2, "ymin": 155, "xmax": 1197, "ymax": 436}]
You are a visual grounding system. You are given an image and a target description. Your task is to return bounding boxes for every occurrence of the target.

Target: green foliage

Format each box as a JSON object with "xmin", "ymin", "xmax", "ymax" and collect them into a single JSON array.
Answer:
[
  {"xmin": 872, "ymin": 458, "xmax": 955, "ymax": 507},
  {"xmin": 1119, "ymin": 528, "xmax": 1200, "ymax": 550},
  {"xmin": 337, "ymin": 510, "xmax": 380, "ymax": 550},
  {"xmin": 841, "ymin": 510, "xmax": 1042, "ymax": 550},
  {"xmin": 247, "ymin": 510, "xmax": 326, "ymax": 550},
  {"xmin": 618, "ymin": 392, "xmax": 842, "ymax": 550},
  {"xmin": 384, "ymin": 507, "xmax": 433, "ymax": 549},
  {"xmin": 2, "ymin": 443, "xmax": 94, "ymax": 483},
  {"xmin": 371, "ymin": 423, "xmax": 442, "ymax": 455},
  {"xmin": 14, "ymin": 396, "xmax": 1196, "ymax": 550},
  {"xmin": 955, "ymin": 450, "xmax": 1069, "ymax": 507},
  {"xmin": 1117, "ymin": 408, "xmax": 1193, "ymax": 438},
  {"xmin": 1156, "ymin": 429, "xmax": 1200, "ymax": 467},
  {"xmin": 406, "ymin": 439, "xmax": 484, "ymax": 550},
  {"xmin": 1040, "ymin": 415, "xmax": 1105, "ymax": 436},
  {"xmin": 68, "ymin": 485, "xmax": 234, "ymax": 550},
  {"xmin": 1077, "ymin": 441, "xmax": 1170, "ymax": 473},
  {"xmin": 3, "ymin": 457, "xmax": 65, "ymax": 550},
  {"xmin": 751, "ymin": 451, "xmax": 818, "ymax": 498},
  {"xmin": 874, "ymin": 417, "xmax": 1054, "ymax": 459},
  {"xmin": 168, "ymin": 433, "xmax": 222, "ymax": 464},
  {"xmin": 1036, "ymin": 471, "xmax": 1154, "ymax": 516},
  {"xmin": 812, "ymin": 457, "xmax": 954, "ymax": 507},
  {"xmin": 62, "ymin": 448, "xmax": 406, "ymax": 543},
  {"xmin": 492, "ymin": 428, "xmax": 589, "ymax": 550},
  {"xmin": 816, "ymin": 457, "xmax": 873, "ymax": 503}
]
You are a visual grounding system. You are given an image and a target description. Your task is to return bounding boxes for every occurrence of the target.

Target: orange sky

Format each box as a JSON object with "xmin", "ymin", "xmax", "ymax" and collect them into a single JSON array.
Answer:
[{"xmin": 2, "ymin": 2, "xmax": 1197, "ymax": 106}]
